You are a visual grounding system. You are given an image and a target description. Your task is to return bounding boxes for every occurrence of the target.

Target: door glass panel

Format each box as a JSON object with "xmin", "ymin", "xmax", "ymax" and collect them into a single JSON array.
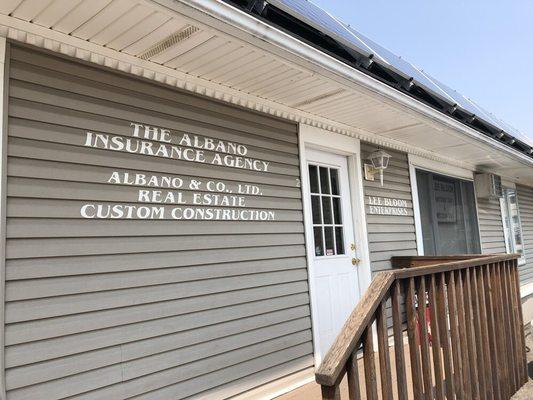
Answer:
[
  {"xmin": 324, "ymin": 226, "xmax": 334, "ymax": 256},
  {"xmin": 319, "ymin": 167, "xmax": 330, "ymax": 194},
  {"xmin": 332, "ymin": 197, "xmax": 342, "ymax": 225},
  {"xmin": 314, "ymin": 227, "xmax": 324, "ymax": 256},
  {"xmin": 309, "ymin": 163, "xmax": 346, "ymax": 257},
  {"xmin": 416, "ymin": 170, "xmax": 481, "ymax": 255},
  {"xmin": 330, "ymin": 169, "xmax": 340, "ymax": 195},
  {"xmin": 335, "ymin": 227, "xmax": 344, "ymax": 254},
  {"xmin": 309, "ymin": 165, "xmax": 319, "ymax": 193},
  {"xmin": 322, "ymin": 197, "xmax": 333, "ymax": 224},
  {"xmin": 311, "ymin": 195, "xmax": 322, "ymax": 224}
]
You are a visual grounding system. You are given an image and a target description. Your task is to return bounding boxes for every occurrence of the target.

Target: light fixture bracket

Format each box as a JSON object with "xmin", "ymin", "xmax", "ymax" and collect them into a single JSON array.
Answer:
[
  {"xmin": 364, "ymin": 164, "xmax": 378, "ymax": 181},
  {"xmin": 364, "ymin": 149, "xmax": 391, "ymax": 186}
]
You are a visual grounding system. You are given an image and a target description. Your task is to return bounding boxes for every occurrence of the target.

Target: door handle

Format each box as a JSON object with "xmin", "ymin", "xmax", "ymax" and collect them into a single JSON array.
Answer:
[{"xmin": 352, "ymin": 258, "xmax": 360, "ymax": 266}]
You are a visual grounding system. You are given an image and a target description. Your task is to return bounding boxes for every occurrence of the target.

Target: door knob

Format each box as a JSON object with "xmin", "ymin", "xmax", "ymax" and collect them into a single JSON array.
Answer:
[{"xmin": 352, "ymin": 258, "xmax": 360, "ymax": 266}]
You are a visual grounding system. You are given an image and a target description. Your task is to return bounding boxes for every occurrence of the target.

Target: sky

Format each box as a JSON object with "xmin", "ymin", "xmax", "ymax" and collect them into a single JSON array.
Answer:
[{"xmin": 309, "ymin": 0, "xmax": 533, "ymax": 143}]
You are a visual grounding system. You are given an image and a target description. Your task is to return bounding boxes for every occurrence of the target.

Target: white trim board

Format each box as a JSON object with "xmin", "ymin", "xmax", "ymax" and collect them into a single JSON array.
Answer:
[
  {"xmin": 231, "ymin": 367, "xmax": 315, "ymax": 400},
  {"xmin": 521, "ymin": 281, "xmax": 533, "ymax": 299},
  {"xmin": 408, "ymin": 154, "xmax": 474, "ymax": 181},
  {"xmin": 0, "ymin": 36, "xmax": 7, "ymax": 400},
  {"xmin": 408, "ymin": 159, "xmax": 424, "ymax": 256}
]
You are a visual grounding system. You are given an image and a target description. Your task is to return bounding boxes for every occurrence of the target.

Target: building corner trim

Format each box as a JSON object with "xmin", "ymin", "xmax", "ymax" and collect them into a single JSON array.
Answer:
[{"xmin": 0, "ymin": 36, "xmax": 8, "ymax": 400}]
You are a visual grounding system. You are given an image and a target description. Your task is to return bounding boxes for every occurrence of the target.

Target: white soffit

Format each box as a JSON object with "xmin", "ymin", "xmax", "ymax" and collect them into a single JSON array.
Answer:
[{"xmin": 0, "ymin": 0, "xmax": 532, "ymax": 185}]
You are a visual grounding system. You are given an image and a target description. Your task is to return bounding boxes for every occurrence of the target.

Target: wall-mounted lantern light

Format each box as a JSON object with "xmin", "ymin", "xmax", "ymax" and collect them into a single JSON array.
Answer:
[{"xmin": 364, "ymin": 149, "xmax": 391, "ymax": 186}]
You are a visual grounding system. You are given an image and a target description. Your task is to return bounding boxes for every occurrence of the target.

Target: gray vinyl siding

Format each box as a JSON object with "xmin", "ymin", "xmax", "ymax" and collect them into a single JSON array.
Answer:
[
  {"xmin": 516, "ymin": 184, "xmax": 533, "ymax": 285},
  {"xmin": 361, "ymin": 144, "xmax": 418, "ymax": 274},
  {"xmin": 4, "ymin": 46, "xmax": 312, "ymax": 400},
  {"xmin": 477, "ymin": 197, "xmax": 507, "ymax": 254}
]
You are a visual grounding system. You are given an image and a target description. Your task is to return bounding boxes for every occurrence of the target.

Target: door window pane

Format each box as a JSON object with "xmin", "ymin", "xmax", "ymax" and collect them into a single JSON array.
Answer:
[
  {"xmin": 319, "ymin": 167, "xmax": 330, "ymax": 194},
  {"xmin": 309, "ymin": 165, "xmax": 319, "ymax": 193},
  {"xmin": 335, "ymin": 227, "xmax": 344, "ymax": 254},
  {"xmin": 324, "ymin": 226, "xmax": 334, "ymax": 256},
  {"xmin": 308, "ymin": 163, "xmax": 346, "ymax": 257},
  {"xmin": 311, "ymin": 195, "xmax": 322, "ymax": 224},
  {"xmin": 314, "ymin": 227, "xmax": 324, "ymax": 256},
  {"xmin": 332, "ymin": 197, "xmax": 342, "ymax": 225},
  {"xmin": 330, "ymin": 169, "xmax": 340, "ymax": 195},
  {"xmin": 322, "ymin": 197, "xmax": 333, "ymax": 224},
  {"xmin": 416, "ymin": 170, "xmax": 481, "ymax": 255}
]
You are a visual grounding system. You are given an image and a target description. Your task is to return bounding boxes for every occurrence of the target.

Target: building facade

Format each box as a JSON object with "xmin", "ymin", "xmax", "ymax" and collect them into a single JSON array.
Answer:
[{"xmin": 0, "ymin": 1, "xmax": 532, "ymax": 399}]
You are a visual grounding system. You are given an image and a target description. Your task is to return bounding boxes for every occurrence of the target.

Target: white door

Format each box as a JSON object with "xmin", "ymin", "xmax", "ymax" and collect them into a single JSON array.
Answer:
[{"xmin": 305, "ymin": 149, "xmax": 361, "ymax": 361}]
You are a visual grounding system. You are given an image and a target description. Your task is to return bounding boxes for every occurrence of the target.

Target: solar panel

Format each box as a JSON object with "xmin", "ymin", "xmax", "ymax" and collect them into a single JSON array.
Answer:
[
  {"xmin": 268, "ymin": 0, "xmax": 375, "ymax": 57},
  {"xmin": 269, "ymin": 0, "xmax": 458, "ymax": 104},
  {"xmin": 413, "ymin": 74, "xmax": 533, "ymax": 144},
  {"xmin": 267, "ymin": 0, "xmax": 531, "ymax": 147},
  {"xmin": 342, "ymin": 25, "xmax": 461, "ymax": 103},
  {"xmin": 424, "ymin": 75, "xmax": 498, "ymax": 122},
  {"xmin": 468, "ymin": 100, "xmax": 533, "ymax": 145}
]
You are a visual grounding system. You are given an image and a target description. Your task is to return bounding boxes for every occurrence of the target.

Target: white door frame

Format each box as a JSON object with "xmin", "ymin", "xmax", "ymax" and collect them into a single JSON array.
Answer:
[{"xmin": 298, "ymin": 124, "xmax": 371, "ymax": 365}]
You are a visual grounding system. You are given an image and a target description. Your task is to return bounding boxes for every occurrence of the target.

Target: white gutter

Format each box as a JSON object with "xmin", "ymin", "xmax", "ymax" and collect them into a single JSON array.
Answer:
[{"xmin": 156, "ymin": 0, "xmax": 533, "ymax": 169}]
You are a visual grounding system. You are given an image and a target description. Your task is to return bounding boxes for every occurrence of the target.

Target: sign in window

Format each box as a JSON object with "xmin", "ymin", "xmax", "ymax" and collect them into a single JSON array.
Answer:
[{"xmin": 416, "ymin": 170, "xmax": 481, "ymax": 255}]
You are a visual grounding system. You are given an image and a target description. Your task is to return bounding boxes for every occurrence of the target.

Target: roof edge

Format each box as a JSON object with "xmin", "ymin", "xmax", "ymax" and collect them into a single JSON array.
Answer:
[{"xmin": 167, "ymin": 0, "xmax": 533, "ymax": 167}]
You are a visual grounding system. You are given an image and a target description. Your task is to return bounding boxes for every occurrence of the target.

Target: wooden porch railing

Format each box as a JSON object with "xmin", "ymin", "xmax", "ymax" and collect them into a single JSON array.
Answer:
[{"xmin": 315, "ymin": 254, "xmax": 528, "ymax": 400}]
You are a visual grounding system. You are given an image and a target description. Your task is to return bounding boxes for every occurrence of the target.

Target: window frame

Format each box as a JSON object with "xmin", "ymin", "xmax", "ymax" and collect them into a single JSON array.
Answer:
[
  {"xmin": 413, "ymin": 168, "xmax": 482, "ymax": 256},
  {"xmin": 408, "ymin": 155, "xmax": 479, "ymax": 256},
  {"xmin": 500, "ymin": 188, "xmax": 527, "ymax": 266}
]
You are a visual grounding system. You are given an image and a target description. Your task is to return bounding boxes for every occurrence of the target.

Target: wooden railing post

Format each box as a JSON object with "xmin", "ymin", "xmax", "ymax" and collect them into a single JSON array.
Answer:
[
  {"xmin": 436, "ymin": 272, "xmax": 455, "ymax": 399},
  {"xmin": 447, "ymin": 271, "xmax": 465, "ymax": 398},
  {"xmin": 321, "ymin": 384, "xmax": 341, "ymax": 400},
  {"xmin": 483, "ymin": 263, "xmax": 502, "ymax": 399},
  {"xmin": 510, "ymin": 258, "xmax": 528, "ymax": 385},
  {"xmin": 455, "ymin": 270, "xmax": 473, "ymax": 399},
  {"xmin": 406, "ymin": 277, "xmax": 423, "ymax": 400},
  {"xmin": 470, "ymin": 267, "xmax": 489, "ymax": 399},
  {"xmin": 502, "ymin": 260, "xmax": 519, "ymax": 393},
  {"xmin": 417, "ymin": 276, "xmax": 433, "ymax": 400},
  {"xmin": 376, "ymin": 301, "xmax": 393, "ymax": 400},
  {"xmin": 462, "ymin": 268, "xmax": 480, "ymax": 399},
  {"xmin": 391, "ymin": 280, "xmax": 408, "ymax": 400},
  {"xmin": 428, "ymin": 274, "xmax": 444, "ymax": 400},
  {"xmin": 346, "ymin": 350, "xmax": 361, "ymax": 400},
  {"xmin": 475, "ymin": 266, "xmax": 494, "ymax": 400},
  {"xmin": 363, "ymin": 326, "xmax": 378, "ymax": 400},
  {"xmin": 492, "ymin": 262, "xmax": 509, "ymax": 398}
]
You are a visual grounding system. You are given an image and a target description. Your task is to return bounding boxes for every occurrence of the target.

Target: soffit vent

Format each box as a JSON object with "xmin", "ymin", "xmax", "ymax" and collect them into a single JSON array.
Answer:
[{"xmin": 138, "ymin": 25, "xmax": 200, "ymax": 60}]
